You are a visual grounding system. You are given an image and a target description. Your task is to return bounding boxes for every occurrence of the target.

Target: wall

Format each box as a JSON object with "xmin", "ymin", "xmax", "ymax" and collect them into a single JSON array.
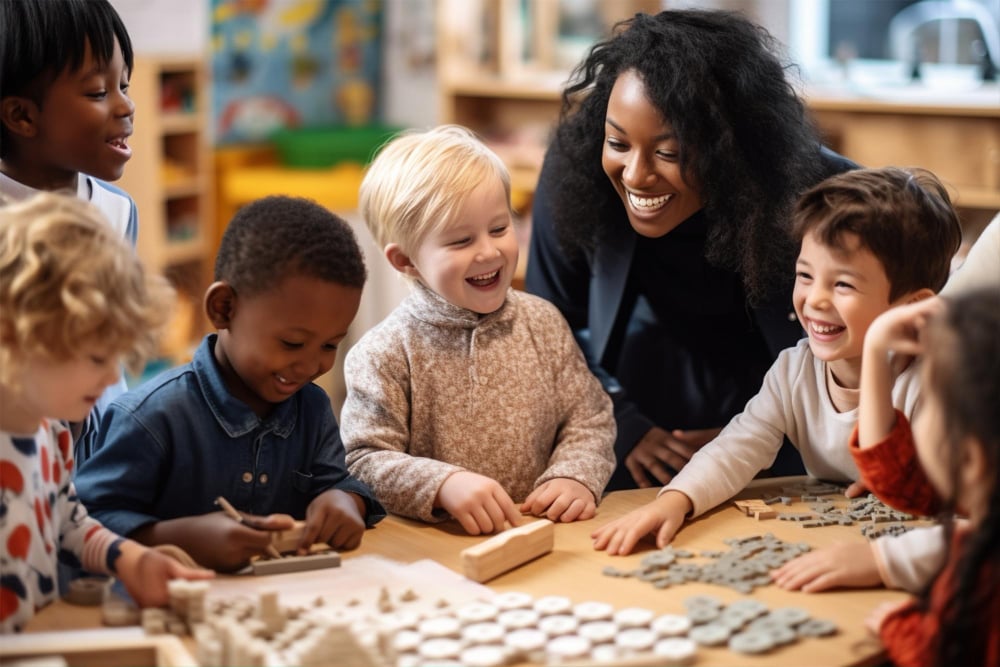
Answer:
[{"xmin": 111, "ymin": 0, "xmax": 208, "ymax": 55}]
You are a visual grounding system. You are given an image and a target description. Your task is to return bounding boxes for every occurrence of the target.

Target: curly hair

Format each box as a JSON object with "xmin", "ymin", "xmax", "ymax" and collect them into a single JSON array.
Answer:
[
  {"xmin": 0, "ymin": 192, "xmax": 173, "ymax": 387},
  {"xmin": 790, "ymin": 166, "xmax": 962, "ymax": 301},
  {"xmin": 545, "ymin": 9, "xmax": 826, "ymax": 301},
  {"xmin": 0, "ymin": 0, "xmax": 134, "ymax": 158},
  {"xmin": 215, "ymin": 195, "xmax": 367, "ymax": 296},
  {"xmin": 922, "ymin": 289, "xmax": 1000, "ymax": 667}
]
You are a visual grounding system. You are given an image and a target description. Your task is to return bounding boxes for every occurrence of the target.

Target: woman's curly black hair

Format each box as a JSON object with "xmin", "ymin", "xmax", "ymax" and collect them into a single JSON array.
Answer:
[{"xmin": 544, "ymin": 9, "xmax": 826, "ymax": 302}]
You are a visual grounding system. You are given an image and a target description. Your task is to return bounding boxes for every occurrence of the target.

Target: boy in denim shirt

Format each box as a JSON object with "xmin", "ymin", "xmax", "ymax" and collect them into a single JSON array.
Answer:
[{"xmin": 75, "ymin": 196, "xmax": 384, "ymax": 571}]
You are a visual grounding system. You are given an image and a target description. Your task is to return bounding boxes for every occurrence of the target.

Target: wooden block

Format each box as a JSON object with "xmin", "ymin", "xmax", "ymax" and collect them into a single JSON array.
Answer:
[
  {"xmin": 753, "ymin": 509, "xmax": 777, "ymax": 520},
  {"xmin": 269, "ymin": 520, "xmax": 306, "ymax": 554},
  {"xmin": 460, "ymin": 519, "xmax": 554, "ymax": 583},
  {"xmin": 249, "ymin": 551, "xmax": 341, "ymax": 576}
]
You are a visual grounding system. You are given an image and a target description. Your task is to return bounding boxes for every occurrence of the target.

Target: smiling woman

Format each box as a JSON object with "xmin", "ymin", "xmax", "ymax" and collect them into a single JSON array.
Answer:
[{"xmin": 526, "ymin": 9, "xmax": 858, "ymax": 492}]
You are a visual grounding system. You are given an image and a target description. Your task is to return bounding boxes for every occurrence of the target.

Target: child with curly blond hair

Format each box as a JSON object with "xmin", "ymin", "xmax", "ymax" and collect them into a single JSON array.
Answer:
[{"xmin": 0, "ymin": 192, "xmax": 211, "ymax": 632}]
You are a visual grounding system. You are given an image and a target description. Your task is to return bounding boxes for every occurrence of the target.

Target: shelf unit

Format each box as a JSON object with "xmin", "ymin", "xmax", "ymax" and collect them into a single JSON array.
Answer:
[
  {"xmin": 437, "ymin": 0, "xmax": 659, "ymax": 202},
  {"xmin": 437, "ymin": 3, "xmax": 999, "ymax": 241},
  {"xmin": 118, "ymin": 55, "xmax": 214, "ymax": 361}
]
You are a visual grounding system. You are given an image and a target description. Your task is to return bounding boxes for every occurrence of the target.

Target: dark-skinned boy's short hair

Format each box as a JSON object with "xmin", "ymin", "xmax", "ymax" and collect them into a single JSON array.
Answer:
[
  {"xmin": 791, "ymin": 166, "xmax": 962, "ymax": 301},
  {"xmin": 0, "ymin": 0, "xmax": 134, "ymax": 157},
  {"xmin": 215, "ymin": 195, "xmax": 366, "ymax": 296}
]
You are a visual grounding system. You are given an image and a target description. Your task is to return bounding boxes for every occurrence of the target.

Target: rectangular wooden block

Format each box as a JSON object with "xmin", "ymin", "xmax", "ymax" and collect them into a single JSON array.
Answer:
[
  {"xmin": 460, "ymin": 519, "xmax": 554, "ymax": 583},
  {"xmin": 249, "ymin": 551, "xmax": 342, "ymax": 576}
]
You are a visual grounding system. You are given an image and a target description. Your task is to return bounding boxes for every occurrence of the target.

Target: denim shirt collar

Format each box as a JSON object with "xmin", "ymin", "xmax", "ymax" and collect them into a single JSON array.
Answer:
[{"xmin": 191, "ymin": 334, "xmax": 298, "ymax": 439}]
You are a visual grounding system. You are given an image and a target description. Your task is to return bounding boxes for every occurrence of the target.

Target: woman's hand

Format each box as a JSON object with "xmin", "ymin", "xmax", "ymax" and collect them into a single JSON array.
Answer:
[{"xmin": 624, "ymin": 426, "xmax": 721, "ymax": 487}]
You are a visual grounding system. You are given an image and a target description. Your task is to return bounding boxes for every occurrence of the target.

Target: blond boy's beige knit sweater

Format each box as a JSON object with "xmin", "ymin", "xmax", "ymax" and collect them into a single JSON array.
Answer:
[{"xmin": 341, "ymin": 283, "xmax": 616, "ymax": 522}]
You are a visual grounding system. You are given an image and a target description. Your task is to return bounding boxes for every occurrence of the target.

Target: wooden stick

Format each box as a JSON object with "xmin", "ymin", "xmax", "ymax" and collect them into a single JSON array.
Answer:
[
  {"xmin": 215, "ymin": 496, "xmax": 283, "ymax": 560},
  {"xmin": 460, "ymin": 519, "xmax": 554, "ymax": 583}
]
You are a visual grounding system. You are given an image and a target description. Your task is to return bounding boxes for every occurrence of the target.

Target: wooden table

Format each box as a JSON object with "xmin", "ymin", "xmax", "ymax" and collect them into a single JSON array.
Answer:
[{"xmin": 21, "ymin": 478, "xmax": 910, "ymax": 666}]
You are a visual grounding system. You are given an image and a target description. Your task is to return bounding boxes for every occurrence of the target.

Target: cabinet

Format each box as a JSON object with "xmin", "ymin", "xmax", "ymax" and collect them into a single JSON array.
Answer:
[
  {"xmin": 117, "ymin": 55, "xmax": 214, "ymax": 359},
  {"xmin": 806, "ymin": 92, "xmax": 1000, "ymax": 233}
]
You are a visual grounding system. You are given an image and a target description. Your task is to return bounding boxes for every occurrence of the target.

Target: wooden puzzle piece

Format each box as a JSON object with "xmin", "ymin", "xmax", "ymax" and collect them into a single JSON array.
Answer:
[
  {"xmin": 460, "ymin": 519, "xmax": 554, "ymax": 583},
  {"xmin": 249, "ymin": 551, "xmax": 342, "ymax": 576}
]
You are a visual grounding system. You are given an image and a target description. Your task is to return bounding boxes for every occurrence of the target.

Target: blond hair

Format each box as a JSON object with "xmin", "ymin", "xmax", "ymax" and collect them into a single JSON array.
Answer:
[
  {"xmin": 359, "ymin": 124, "xmax": 512, "ymax": 258},
  {"xmin": 0, "ymin": 192, "xmax": 173, "ymax": 388}
]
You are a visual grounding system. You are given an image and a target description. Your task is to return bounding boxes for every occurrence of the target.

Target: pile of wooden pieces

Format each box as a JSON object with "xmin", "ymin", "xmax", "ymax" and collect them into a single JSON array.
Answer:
[
  {"xmin": 734, "ymin": 483, "xmax": 923, "ymax": 537},
  {"xmin": 601, "ymin": 534, "xmax": 811, "ymax": 595},
  {"xmin": 140, "ymin": 584, "xmax": 843, "ymax": 666}
]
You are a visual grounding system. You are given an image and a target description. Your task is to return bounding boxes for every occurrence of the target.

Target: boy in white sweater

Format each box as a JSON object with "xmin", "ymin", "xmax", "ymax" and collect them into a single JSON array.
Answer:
[
  {"xmin": 592, "ymin": 166, "xmax": 962, "ymax": 555},
  {"xmin": 341, "ymin": 125, "xmax": 616, "ymax": 536}
]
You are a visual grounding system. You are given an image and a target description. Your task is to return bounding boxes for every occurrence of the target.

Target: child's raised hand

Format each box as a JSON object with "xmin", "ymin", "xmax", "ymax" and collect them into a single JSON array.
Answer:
[
  {"xmin": 590, "ymin": 490, "xmax": 692, "ymax": 555},
  {"xmin": 114, "ymin": 540, "xmax": 214, "ymax": 608},
  {"xmin": 300, "ymin": 489, "xmax": 366, "ymax": 553},
  {"xmin": 771, "ymin": 542, "xmax": 883, "ymax": 592},
  {"xmin": 864, "ymin": 296, "xmax": 943, "ymax": 362},
  {"xmin": 436, "ymin": 471, "xmax": 521, "ymax": 535},
  {"xmin": 521, "ymin": 478, "xmax": 597, "ymax": 523}
]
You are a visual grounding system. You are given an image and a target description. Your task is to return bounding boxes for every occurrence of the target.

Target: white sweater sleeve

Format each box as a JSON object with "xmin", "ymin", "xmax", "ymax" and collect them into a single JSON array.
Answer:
[
  {"xmin": 662, "ymin": 351, "xmax": 794, "ymax": 517},
  {"xmin": 872, "ymin": 525, "xmax": 948, "ymax": 593}
]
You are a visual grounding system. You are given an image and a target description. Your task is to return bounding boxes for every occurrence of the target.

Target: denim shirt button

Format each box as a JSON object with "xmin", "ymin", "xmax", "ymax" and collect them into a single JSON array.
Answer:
[
  {"xmin": 259, "ymin": 473, "xmax": 268, "ymax": 485},
  {"xmin": 242, "ymin": 471, "xmax": 253, "ymax": 483}
]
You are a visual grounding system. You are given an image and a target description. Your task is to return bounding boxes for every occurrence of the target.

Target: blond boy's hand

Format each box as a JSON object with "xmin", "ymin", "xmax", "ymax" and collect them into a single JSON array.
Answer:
[
  {"xmin": 437, "ymin": 471, "xmax": 522, "ymax": 535},
  {"xmin": 300, "ymin": 489, "xmax": 366, "ymax": 553},
  {"xmin": 521, "ymin": 478, "xmax": 596, "ymax": 523},
  {"xmin": 114, "ymin": 540, "xmax": 214, "ymax": 608},
  {"xmin": 771, "ymin": 541, "xmax": 883, "ymax": 592},
  {"xmin": 590, "ymin": 490, "xmax": 692, "ymax": 555}
]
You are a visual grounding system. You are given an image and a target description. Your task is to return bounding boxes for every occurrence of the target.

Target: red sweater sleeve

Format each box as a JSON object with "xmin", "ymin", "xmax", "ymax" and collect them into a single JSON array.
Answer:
[
  {"xmin": 849, "ymin": 410, "xmax": 941, "ymax": 516},
  {"xmin": 879, "ymin": 600, "xmax": 939, "ymax": 667},
  {"xmin": 879, "ymin": 531, "xmax": 1000, "ymax": 667}
]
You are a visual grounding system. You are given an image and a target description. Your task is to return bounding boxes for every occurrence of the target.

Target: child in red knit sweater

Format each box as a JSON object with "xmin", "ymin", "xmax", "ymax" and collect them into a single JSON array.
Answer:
[{"xmin": 851, "ymin": 288, "xmax": 1000, "ymax": 666}]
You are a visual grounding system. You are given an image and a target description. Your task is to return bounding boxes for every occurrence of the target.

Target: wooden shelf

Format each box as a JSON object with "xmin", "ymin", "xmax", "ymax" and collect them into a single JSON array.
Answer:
[
  {"xmin": 162, "ymin": 113, "xmax": 201, "ymax": 134},
  {"xmin": 117, "ymin": 55, "xmax": 214, "ymax": 359}
]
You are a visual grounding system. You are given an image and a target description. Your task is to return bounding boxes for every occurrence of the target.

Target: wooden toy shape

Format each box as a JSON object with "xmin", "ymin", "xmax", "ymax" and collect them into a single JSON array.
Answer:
[
  {"xmin": 269, "ymin": 520, "xmax": 307, "ymax": 554},
  {"xmin": 249, "ymin": 551, "xmax": 342, "ymax": 576},
  {"xmin": 460, "ymin": 519, "xmax": 554, "ymax": 583}
]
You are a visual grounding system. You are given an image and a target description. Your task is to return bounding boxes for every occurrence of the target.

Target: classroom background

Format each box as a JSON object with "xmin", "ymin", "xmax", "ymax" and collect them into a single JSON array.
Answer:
[{"xmin": 109, "ymin": 0, "xmax": 1000, "ymax": 415}]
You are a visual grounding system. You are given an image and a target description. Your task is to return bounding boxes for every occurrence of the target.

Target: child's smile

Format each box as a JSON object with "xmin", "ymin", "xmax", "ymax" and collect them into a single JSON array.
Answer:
[
  {"xmin": 793, "ymin": 231, "xmax": 895, "ymax": 388},
  {"xmin": 404, "ymin": 178, "xmax": 517, "ymax": 315}
]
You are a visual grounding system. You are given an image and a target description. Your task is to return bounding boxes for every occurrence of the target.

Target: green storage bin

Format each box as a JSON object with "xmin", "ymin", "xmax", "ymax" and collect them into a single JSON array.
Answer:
[{"xmin": 270, "ymin": 125, "xmax": 402, "ymax": 168}]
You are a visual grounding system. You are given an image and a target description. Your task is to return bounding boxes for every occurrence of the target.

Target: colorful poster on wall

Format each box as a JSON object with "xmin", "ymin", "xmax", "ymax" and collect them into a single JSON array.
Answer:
[{"xmin": 211, "ymin": 0, "xmax": 381, "ymax": 144}]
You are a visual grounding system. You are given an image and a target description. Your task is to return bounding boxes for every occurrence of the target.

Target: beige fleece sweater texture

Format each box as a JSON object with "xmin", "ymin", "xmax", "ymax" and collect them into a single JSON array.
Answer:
[{"xmin": 341, "ymin": 284, "xmax": 616, "ymax": 522}]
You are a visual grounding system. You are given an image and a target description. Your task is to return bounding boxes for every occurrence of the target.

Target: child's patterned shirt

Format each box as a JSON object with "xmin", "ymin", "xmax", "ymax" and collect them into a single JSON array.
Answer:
[{"xmin": 0, "ymin": 420, "xmax": 122, "ymax": 632}]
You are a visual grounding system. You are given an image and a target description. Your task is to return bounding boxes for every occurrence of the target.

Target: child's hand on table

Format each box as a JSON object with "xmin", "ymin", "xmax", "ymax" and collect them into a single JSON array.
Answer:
[
  {"xmin": 521, "ymin": 478, "xmax": 596, "ymax": 522},
  {"xmin": 771, "ymin": 541, "xmax": 883, "ymax": 592},
  {"xmin": 590, "ymin": 490, "xmax": 692, "ymax": 555},
  {"xmin": 866, "ymin": 599, "xmax": 913, "ymax": 635},
  {"xmin": 301, "ymin": 489, "xmax": 366, "ymax": 553},
  {"xmin": 436, "ymin": 471, "xmax": 522, "ymax": 535},
  {"xmin": 115, "ymin": 540, "xmax": 214, "ymax": 607}
]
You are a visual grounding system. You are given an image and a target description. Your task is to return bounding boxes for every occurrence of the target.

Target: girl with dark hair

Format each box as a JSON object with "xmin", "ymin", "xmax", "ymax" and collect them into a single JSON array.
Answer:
[
  {"xmin": 526, "ymin": 9, "xmax": 855, "ymax": 490},
  {"xmin": 852, "ymin": 290, "xmax": 1000, "ymax": 667}
]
